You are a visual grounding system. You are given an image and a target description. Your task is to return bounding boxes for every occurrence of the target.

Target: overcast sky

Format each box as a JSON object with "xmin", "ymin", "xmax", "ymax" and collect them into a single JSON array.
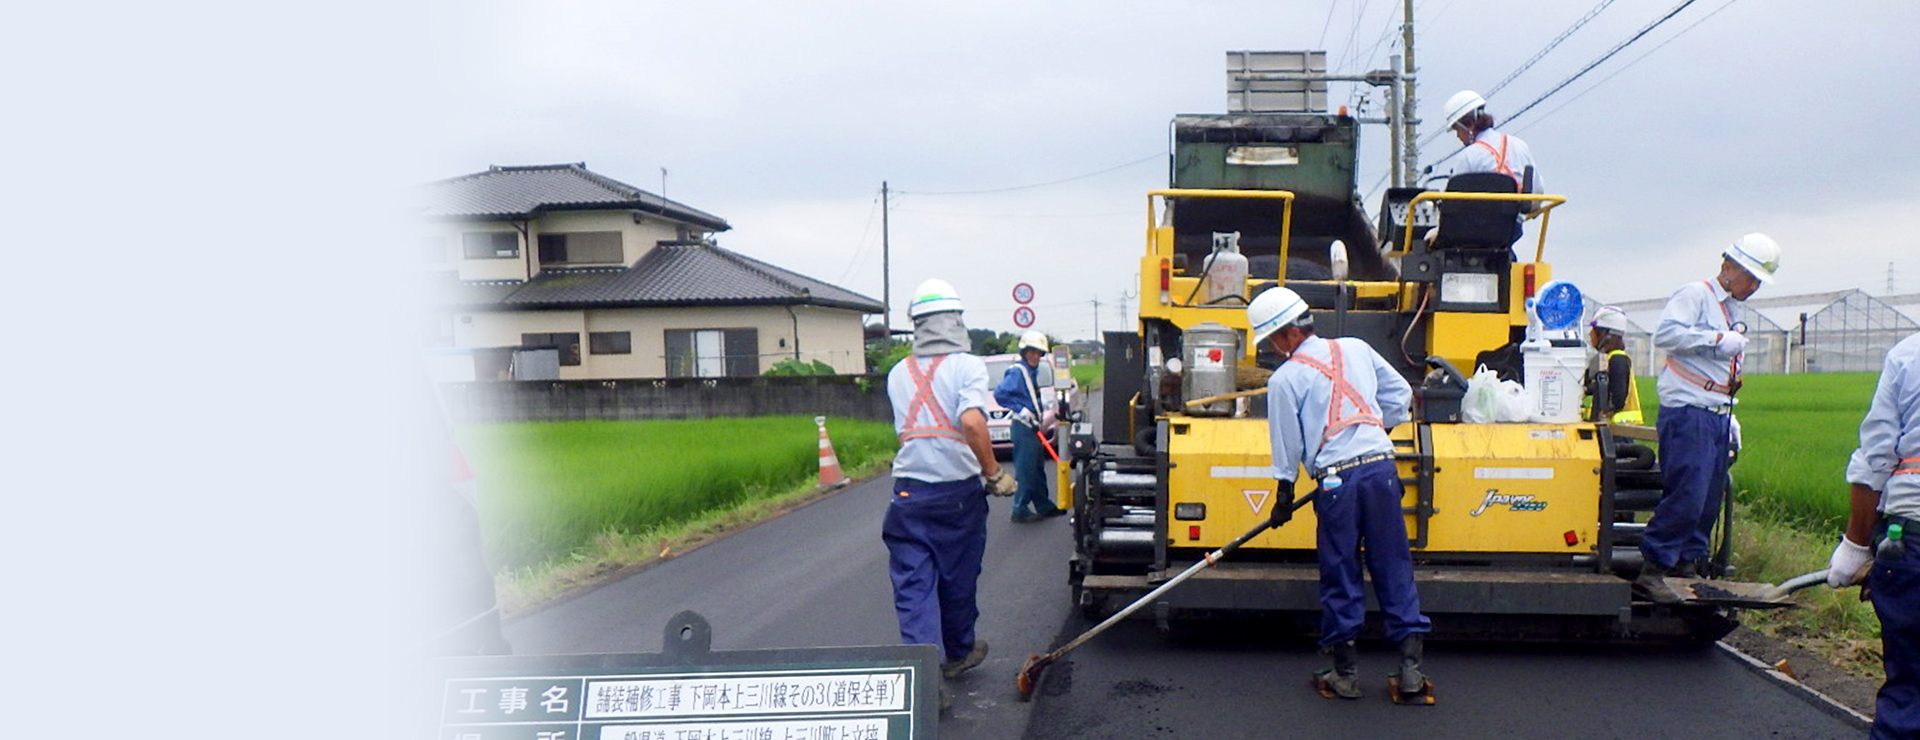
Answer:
[{"xmin": 419, "ymin": 0, "xmax": 1920, "ymax": 341}]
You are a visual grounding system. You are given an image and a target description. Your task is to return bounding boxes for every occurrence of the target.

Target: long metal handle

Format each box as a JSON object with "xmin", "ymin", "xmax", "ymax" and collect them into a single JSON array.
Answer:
[{"xmin": 1045, "ymin": 492, "xmax": 1315, "ymax": 660}]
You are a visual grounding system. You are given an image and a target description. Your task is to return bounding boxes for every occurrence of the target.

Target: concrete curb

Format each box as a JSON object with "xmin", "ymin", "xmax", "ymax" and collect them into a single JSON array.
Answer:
[{"xmin": 1717, "ymin": 640, "xmax": 1873, "ymax": 730}]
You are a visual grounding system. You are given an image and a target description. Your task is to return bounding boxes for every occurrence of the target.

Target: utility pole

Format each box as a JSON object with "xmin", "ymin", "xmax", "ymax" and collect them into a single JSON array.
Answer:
[
  {"xmin": 1400, "ymin": 0, "xmax": 1419, "ymax": 187},
  {"xmin": 1890, "ymin": 262, "xmax": 1897, "ymax": 294},
  {"xmin": 1092, "ymin": 295, "xmax": 1102, "ymax": 338},
  {"xmin": 661, "ymin": 167, "xmax": 669, "ymax": 198},
  {"xmin": 882, "ymin": 181, "xmax": 892, "ymax": 333}
]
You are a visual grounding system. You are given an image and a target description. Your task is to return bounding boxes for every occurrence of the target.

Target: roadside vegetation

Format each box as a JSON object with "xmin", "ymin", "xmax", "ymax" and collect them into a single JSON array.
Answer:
[
  {"xmin": 1071, "ymin": 360, "xmax": 1104, "ymax": 392},
  {"xmin": 458, "ymin": 416, "xmax": 897, "ymax": 612}
]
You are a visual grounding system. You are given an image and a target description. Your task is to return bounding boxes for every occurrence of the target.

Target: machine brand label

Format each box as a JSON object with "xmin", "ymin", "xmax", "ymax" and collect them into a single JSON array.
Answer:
[
  {"xmin": 1473, "ymin": 467, "xmax": 1554, "ymax": 480},
  {"xmin": 1470, "ymin": 489, "xmax": 1548, "ymax": 516}
]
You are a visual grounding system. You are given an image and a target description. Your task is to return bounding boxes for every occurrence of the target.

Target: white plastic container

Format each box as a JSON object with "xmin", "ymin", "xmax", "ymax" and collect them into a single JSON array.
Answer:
[
  {"xmin": 1202, "ymin": 232, "xmax": 1249, "ymax": 306},
  {"xmin": 1523, "ymin": 344, "xmax": 1587, "ymax": 423}
]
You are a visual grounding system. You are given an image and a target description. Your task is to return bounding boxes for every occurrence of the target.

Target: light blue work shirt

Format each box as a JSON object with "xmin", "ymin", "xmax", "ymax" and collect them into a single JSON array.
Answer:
[
  {"xmin": 1267, "ymin": 335, "xmax": 1412, "ymax": 484},
  {"xmin": 1448, "ymin": 128, "xmax": 1542, "ymax": 193},
  {"xmin": 1654, "ymin": 278, "xmax": 1746, "ymax": 410},
  {"xmin": 888, "ymin": 352, "xmax": 991, "ymax": 484},
  {"xmin": 1847, "ymin": 332, "xmax": 1920, "ymax": 521}
]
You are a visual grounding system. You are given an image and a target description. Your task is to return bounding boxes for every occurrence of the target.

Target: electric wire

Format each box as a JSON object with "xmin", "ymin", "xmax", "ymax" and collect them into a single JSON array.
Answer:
[
  {"xmin": 900, "ymin": 153, "xmax": 1161, "ymax": 196},
  {"xmin": 1484, "ymin": 0, "xmax": 1622, "ymax": 99},
  {"xmin": 1500, "ymin": 0, "xmax": 1702, "ymax": 127},
  {"xmin": 835, "ymin": 190, "xmax": 883, "ymax": 284},
  {"xmin": 1511, "ymin": 0, "xmax": 1742, "ymax": 134}
]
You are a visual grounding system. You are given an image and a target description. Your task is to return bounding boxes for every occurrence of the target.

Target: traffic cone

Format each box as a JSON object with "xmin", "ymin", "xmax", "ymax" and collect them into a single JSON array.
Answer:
[{"xmin": 816, "ymin": 415, "xmax": 849, "ymax": 488}]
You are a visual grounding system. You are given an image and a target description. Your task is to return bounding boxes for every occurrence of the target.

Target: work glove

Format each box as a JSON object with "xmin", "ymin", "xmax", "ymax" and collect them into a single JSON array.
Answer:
[
  {"xmin": 1014, "ymin": 408, "xmax": 1039, "ymax": 428},
  {"xmin": 1715, "ymin": 331, "xmax": 1748, "ymax": 358},
  {"xmin": 1827, "ymin": 535, "xmax": 1873, "ymax": 588},
  {"xmin": 1268, "ymin": 479, "xmax": 1296, "ymax": 527},
  {"xmin": 983, "ymin": 468, "xmax": 1018, "ymax": 497},
  {"xmin": 1728, "ymin": 414, "xmax": 1742, "ymax": 452}
]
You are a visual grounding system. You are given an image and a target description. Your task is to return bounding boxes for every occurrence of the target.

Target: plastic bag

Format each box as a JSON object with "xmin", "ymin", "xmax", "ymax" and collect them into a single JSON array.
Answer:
[
  {"xmin": 1462, "ymin": 365, "xmax": 1499, "ymax": 423},
  {"xmin": 1463, "ymin": 364, "xmax": 1533, "ymax": 423}
]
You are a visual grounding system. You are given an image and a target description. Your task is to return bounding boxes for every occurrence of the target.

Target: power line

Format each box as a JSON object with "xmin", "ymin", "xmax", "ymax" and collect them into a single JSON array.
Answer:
[
  {"xmin": 1502, "ymin": 0, "xmax": 1702, "ymax": 127},
  {"xmin": 836, "ymin": 190, "xmax": 884, "ymax": 284},
  {"xmin": 1511, "ymin": 0, "xmax": 1742, "ymax": 134},
  {"xmin": 900, "ymin": 153, "xmax": 1162, "ymax": 196},
  {"xmin": 1484, "ymin": 0, "xmax": 1621, "ymax": 98}
]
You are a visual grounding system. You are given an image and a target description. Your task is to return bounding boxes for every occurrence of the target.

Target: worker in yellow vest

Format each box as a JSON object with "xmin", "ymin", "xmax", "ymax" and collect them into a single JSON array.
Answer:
[{"xmin": 1585, "ymin": 306, "xmax": 1643, "ymax": 425}]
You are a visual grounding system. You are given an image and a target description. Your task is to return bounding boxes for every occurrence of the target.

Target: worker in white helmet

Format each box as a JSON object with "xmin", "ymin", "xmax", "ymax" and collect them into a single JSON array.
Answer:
[
  {"xmin": 1585, "ymin": 306, "xmax": 1643, "ymax": 425},
  {"xmin": 885, "ymin": 278, "xmax": 1017, "ymax": 710},
  {"xmin": 995, "ymin": 329, "xmax": 1067, "ymax": 522},
  {"xmin": 1247, "ymin": 286, "xmax": 1431, "ymax": 702},
  {"xmin": 1633, "ymin": 234, "xmax": 1782, "ymax": 604},
  {"xmin": 1825, "ymin": 330, "xmax": 1920, "ymax": 739},
  {"xmin": 1440, "ymin": 89, "xmax": 1542, "ymax": 194}
]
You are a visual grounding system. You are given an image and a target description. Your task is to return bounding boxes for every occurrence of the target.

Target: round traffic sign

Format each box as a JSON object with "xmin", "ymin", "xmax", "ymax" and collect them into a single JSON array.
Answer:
[
  {"xmin": 1012, "ymin": 306, "xmax": 1035, "ymax": 328},
  {"xmin": 1012, "ymin": 283, "xmax": 1035, "ymax": 304}
]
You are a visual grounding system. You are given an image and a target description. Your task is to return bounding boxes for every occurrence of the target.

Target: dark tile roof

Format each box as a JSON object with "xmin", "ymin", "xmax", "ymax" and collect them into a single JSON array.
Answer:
[
  {"xmin": 418, "ymin": 163, "xmax": 729, "ymax": 232},
  {"xmin": 495, "ymin": 242, "xmax": 882, "ymax": 313},
  {"xmin": 417, "ymin": 272, "xmax": 525, "ymax": 308}
]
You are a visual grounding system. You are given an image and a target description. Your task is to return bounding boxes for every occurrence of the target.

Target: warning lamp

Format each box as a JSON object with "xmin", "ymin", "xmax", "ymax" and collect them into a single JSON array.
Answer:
[
  {"xmin": 1188, "ymin": 525, "xmax": 1202, "ymax": 541},
  {"xmin": 1159, "ymin": 258, "xmax": 1172, "ymax": 304},
  {"xmin": 1523, "ymin": 264, "xmax": 1538, "ymax": 299},
  {"xmin": 1563, "ymin": 530, "xmax": 1580, "ymax": 547}
]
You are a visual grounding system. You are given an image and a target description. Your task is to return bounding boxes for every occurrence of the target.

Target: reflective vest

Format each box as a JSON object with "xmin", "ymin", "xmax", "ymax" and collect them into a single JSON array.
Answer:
[
  {"xmin": 898, "ymin": 356, "xmax": 963, "ymax": 443},
  {"xmin": 1898, "ymin": 458, "xmax": 1920, "ymax": 476},
  {"xmin": 1286, "ymin": 340, "xmax": 1383, "ymax": 444},
  {"xmin": 1607, "ymin": 349, "xmax": 1644, "ymax": 425},
  {"xmin": 1473, "ymin": 133, "xmax": 1519, "ymax": 186}
]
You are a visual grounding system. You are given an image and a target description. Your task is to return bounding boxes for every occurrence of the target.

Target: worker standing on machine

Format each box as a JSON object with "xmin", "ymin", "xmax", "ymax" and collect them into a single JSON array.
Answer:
[
  {"xmin": 1440, "ymin": 89, "xmax": 1541, "ymax": 193},
  {"xmin": 1585, "ymin": 306, "xmax": 1643, "ymax": 424},
  {"xmin": 1247, "ymin": 286, "xmax": 1433, "ymax": 703},
  {"xmin": 996, "ymin": 330, "xmax": 1067, "ymax": 522},
  {"xmin": 1826, "ymin": 331, "xmax": 1920, "ymax": 739},
  {"xmin": 884, "ymin": 278, "xmax": 1018, "ymax": 710},
  {"xmin": 1634, "ymin": 234, "xmax": 1782, "ymax": 603}
]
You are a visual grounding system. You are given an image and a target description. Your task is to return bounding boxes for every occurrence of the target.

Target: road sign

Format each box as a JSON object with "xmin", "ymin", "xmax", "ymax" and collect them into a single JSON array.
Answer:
[
  {"xmin": 1012, "ymin": 283, "xmax": 1034, "ymax": 304},
  {"xmin": 1013, "ymin": 306, "xmax": 1035, "ymax": 328}
]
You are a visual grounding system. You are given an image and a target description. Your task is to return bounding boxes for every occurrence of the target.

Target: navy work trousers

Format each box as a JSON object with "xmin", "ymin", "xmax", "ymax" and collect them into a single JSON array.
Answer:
[
  {"xmin": 883, "ymin": 477, "xmax": 988, "ymax": 664},
  {"xmin": 1313, "ymin": 459, "xmax": 1431, "ymax": 645},
  {"xmin": 1010, "ymin": 421, "xmax": 1059, "ymax": 518},
  {"xmin": 1872, "ymin": 530, "xmax": 1920, "ymax": 740},
  {"xmin": 1642, "ymin": 405, "xmax": 1732, "ymax": 569}
]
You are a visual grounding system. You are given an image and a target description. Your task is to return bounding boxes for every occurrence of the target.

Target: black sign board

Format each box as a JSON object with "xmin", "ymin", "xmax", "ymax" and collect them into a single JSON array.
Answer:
[{"xmin": 431, "ymin": 611, "xmax": 940, "ymax": 740}]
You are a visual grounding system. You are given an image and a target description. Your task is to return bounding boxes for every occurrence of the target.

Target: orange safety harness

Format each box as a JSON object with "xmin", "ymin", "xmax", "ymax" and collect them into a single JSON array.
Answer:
[
  {"xmin": 1662, "ymin": 280, "xmax": 1742, "ymax": 396},
  {"xmin": 1472, "ymin": 133, "xmax": 1518, "ymax": 186},
  {"xmin": 1287, "ymin": 340, "xmax": 1383, "ymax": 443},
  {"xmin": 1897, "ymin": 457, "xmax": 1920, "ymax": 475},
  {"xmin": 898, "ymin": 356, "xmax": 964, "ymax": 443}
]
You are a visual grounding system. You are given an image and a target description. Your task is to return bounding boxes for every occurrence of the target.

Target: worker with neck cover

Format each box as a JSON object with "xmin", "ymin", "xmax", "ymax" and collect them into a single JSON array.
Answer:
[
  {"xmin": 884, "ymin": 278, "xmax": 1016, "ymax": 712},
  {"xmin": 1248, "ymin": 286, "xmax": 1432, "ymax": 703},
  {"xmin": 1585, "ymin": 306, "xmax": 1643, "ymax": 425}
]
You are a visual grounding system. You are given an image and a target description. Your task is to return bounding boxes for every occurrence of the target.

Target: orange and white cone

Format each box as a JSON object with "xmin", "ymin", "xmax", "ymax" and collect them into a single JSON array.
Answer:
[{"xmin": 816, "ymin": 415, "xmax": 849, "ymax": 488}]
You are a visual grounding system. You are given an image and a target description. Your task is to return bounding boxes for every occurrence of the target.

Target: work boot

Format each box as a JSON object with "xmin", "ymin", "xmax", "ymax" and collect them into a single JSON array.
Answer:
[
  {"xmin": 1670, "ymin": 559, "xmax": 1702, "ymax": 579},
  {"xmin": 1633, "ymin": 562, "xmax": 1684, "ymax": 604},
  {"xmin": 943, "ymin": 639, "xmax": 988, "ymax": 679},
  {"xmin": 1396, "ymin": 634, "xmax": 1428, "ymax": 696},
  {"xmin": 1317, "ymin": 640, "xmax": 1363, "ymax": 699}
]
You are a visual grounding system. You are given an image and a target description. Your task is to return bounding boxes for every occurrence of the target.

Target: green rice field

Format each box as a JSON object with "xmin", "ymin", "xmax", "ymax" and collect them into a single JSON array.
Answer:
[
  {"xmin": 1640, "ymin": 372, "xmax": 1881, "ymax": 529},
  {"xmin": 458, "ymin": 416, "xmax": 898, "ymax": 570}
]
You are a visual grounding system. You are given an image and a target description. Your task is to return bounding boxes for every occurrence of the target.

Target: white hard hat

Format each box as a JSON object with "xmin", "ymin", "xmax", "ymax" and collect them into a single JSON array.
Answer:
[
  {"xmin": 1590, "ymin": 306, "xmax": 1629, "ymax": 334},
  {"xmin": 1018, "ymin": 330, "xmax": 1049, "ymax": 353},
  {"xmin": 1723, "ymin": 233, "xmax": 1781, "ymax": 284},
  {"xmin": 1247, "ymin": 286, "xmax": 1311, "ymax": 345},
  {"xmin": 908, "ymin": 278, "xmax": 964, "ymax": 317},
  {"xmin": 1443, "ymin": 89, "xmax": 1488, "ymax": 129}
]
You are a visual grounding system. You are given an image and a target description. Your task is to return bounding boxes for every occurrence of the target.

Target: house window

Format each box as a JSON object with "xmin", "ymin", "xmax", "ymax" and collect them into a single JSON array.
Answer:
[
  {"xmin": 421, "ymin": 235, "xmax": 448, "ymax": 264},
  {"xmin": 590, "ymin": 331, "xmax": 632, "ymax": 355},
  {"xmin": 664, "ymin": 328, "xmax": 758, "ymax": 377},
  {"xmin": 463, "ymin": 231, "xmax": 520, "ymax": 259},
  {"xmin": 537, "ymin": 231, "xmax": 623, "ymax": 264},
  {"xmin": 520, "ymin": 332, "xmax": 582, "ymax": 366}
]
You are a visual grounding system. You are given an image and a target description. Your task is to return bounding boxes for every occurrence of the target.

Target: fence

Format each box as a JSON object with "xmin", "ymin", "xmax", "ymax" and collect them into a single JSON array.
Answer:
[{"xmin": 439, "ymin": 374, "xmax": 892, "ymax": 424}]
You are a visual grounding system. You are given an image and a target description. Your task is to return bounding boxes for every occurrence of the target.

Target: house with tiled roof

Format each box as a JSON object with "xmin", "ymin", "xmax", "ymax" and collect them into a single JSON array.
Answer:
[{"xmin": 417, "ymin": 163, "xmax": 881, "ymax": 380}]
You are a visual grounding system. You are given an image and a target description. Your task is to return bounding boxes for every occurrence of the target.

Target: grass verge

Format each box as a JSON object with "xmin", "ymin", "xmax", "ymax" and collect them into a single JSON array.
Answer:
[{"xmin": 1731, "ymin": 499, "xmax": 1884, "ymax": 681}]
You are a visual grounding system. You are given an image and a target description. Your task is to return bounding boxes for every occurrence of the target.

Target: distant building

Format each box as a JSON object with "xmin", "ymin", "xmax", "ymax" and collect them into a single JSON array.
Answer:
[
  {"xmin": 1606, "ymin": 287, "xmax": 1916, "ymax": 375},
  {"xmin": 416, "ymin": 163, "xmax": 881, "ymax": 380}
]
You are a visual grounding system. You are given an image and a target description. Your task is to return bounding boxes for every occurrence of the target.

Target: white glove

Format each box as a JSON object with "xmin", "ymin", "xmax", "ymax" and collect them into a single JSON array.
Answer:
[
  {"xmin": 1015, "ymin": 408, "xmax": 1039, "ymax": 428},
  {"xmin": 1715, "ymin": 331, "xmax": 1748, "ymax": 357},
  {"xmin": 1728, "ymin": 414, "xmax": 1742, "ymax": 452},
  {"xmin": 983, "ymin": 468, "xmax": 1018, "ymax": 497},
  {"xmin": 1827, "ymin": 536, "xmax": 1873, "ymax": 588}
]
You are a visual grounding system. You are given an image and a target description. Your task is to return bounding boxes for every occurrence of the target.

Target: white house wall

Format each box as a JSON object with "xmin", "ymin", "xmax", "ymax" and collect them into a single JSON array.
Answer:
[
  {"xmin": 452, "ymin": 304, "xmax": 872, "ymax": 379},
  {"xmin": 431, "ymin": 210, "xmax": 694, "ymax": 283}
]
